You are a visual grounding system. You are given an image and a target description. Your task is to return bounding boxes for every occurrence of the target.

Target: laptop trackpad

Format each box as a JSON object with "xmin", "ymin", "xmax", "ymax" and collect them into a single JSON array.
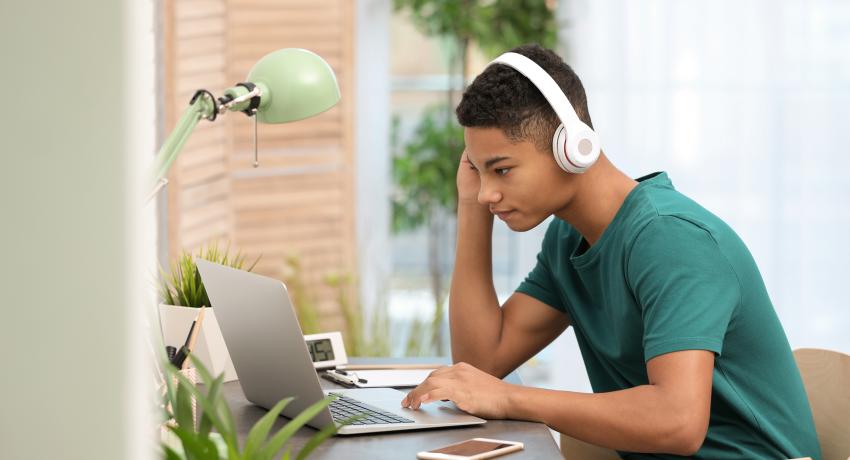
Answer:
[{"xmin": 327, "ymin": 388, "xmax": 482, "ymax": 424}]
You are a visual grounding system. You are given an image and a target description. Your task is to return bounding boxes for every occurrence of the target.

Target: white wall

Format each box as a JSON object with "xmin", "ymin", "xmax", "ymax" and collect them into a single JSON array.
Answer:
[
  {"xmin": 0, "ymin": 1, "xmax": 155, "ymax": 458},
  {"xmin": 541, "ymin": 0, "xmax": 850, "ymax": 392}
]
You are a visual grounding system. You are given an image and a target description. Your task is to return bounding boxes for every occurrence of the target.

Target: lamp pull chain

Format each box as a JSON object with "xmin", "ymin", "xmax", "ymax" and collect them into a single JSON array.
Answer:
[{"xmin": 252, "ymin": 109, "xmax": 259, "ymax": 168}]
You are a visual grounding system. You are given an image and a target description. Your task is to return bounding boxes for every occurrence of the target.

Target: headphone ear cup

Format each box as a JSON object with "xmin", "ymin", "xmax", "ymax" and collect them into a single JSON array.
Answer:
[
  {"xmin": 566, "ymin": 127, "xmax": 600, "ymax": 173},
  {"xmin": 552, "ymin": 124, "xmax": 574, "ymax": 173},
  {"xmin": 553, "ymin": 123, "xmax": 600, "ymax": 174}
]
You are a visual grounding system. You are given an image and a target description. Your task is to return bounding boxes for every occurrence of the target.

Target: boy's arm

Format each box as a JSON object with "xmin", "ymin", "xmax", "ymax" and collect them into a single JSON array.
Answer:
[
  {"xmin": 403, "ymin": 349, "xmax": 714, "ymax": 456},
  {"xmin": 450, "ymin": 153, "xmax": 569, "ymax": 378},
  {"xmin": 511, "ymin": 349, "xmax": 714, "ymax": 455}
]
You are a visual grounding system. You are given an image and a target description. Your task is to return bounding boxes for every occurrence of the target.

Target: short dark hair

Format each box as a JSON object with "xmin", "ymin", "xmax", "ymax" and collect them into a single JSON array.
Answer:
[{"xmin": 456, "ymin": 43, "xmax": 593, "ymax": 153}]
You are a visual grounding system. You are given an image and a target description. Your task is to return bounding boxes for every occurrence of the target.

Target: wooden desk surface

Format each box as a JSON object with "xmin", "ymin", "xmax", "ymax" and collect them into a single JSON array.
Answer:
[{"xmin": 222, "ymin": 357, "xmax": 562, "ymax": 459}]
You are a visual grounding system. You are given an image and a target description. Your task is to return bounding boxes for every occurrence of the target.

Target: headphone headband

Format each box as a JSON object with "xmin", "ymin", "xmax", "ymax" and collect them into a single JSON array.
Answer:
[
  {"xmin": 487, "ymin": 52, "xmax": 600, "ymax": 173},
  {"xmin": 489, "ymin": 52, "xmax": 586, "ymax": 130}
]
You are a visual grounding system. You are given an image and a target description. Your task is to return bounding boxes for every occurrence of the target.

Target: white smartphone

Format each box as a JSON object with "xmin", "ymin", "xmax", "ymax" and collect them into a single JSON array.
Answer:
[{"xmin": 416, "ymin": 438, "xmax": 524, "ymax": 460}]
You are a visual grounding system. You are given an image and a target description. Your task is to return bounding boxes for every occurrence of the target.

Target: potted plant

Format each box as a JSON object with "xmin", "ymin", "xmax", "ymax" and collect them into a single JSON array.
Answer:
[
  {"xmin": 161, "ymin": 355, "xmax": 360, "ymax": 459},
  {"xmin": 159, "ymin": 242, "xmax": 259, "ymax": 382}
]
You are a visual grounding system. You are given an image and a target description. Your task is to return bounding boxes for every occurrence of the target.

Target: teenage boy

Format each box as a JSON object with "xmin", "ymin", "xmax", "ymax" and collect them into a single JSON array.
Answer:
[{"xmin": 401, "ymin": 44, "xmax": 820, "ymax": 459}]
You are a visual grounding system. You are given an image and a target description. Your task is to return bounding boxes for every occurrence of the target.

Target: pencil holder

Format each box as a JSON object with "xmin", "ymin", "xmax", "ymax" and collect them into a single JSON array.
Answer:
[{"xmin": 160, "ymin": 367, "xmax": 198, "ymax": 439}]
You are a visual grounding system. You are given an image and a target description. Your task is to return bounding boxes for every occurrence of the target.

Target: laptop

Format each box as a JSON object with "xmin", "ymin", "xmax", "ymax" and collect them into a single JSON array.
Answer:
[{"xmin": 195, "ymin": 259, "xmax": 486, "ymax": 435}]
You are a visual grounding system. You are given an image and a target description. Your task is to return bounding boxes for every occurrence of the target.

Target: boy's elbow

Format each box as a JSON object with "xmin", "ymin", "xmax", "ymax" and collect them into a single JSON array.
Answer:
[
  {"xmin": 665, "ymin": 415, "xmax": 708, "ymax": 456},
  {"xmin": 672, "ymin": 433, "xmax": 705, "ymax": 457}
]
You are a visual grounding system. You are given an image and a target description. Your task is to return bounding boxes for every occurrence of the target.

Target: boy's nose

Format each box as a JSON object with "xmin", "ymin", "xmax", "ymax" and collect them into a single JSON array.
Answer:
[{"xmin": 477, "ymin": 187, "xmax": 502, "ymax": 206}]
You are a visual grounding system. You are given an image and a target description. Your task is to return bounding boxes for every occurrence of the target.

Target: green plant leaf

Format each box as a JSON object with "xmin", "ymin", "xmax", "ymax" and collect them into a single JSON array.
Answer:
[
  {"xmin": 189, "ymin": 355, "xmax": 239, "ymax": 447},
  {"xmin": 243, "ymin": 397, "xmax": 294, "ymax": 458},
  {"xmin": 390, "ymin": 104, "xmax": 463, "ymax": 234},
  {"xmin": 162, "ymin": 365, "xmax": 178, "ymax": 418},
  {"xmin": 174, "ymin": 375, "xmax": 195, "ymax": 432},
  {"xmin": 208, "ymin": 433, "xmax": 231, "ymax": 460},
  {"xmin": 198, "ymin": 369, "xmax": 226, "ymax": 439},
  {"xmin": 170, "ymin": 367, "xmax": 235, "ymax": 449},
  {"xmin": 162, "ymin": 444, "xmax": 186, "ymax": 460},
  {"xmin": 258, "ymin": 396, "xmax": 337, "ymax": 460},
  {"xmin": 167, "ymin": 425, "xmax": 218, "ymax": 460}
]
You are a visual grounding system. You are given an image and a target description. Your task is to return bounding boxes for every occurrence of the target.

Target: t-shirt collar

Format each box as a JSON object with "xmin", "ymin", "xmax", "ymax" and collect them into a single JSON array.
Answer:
[{"xmin": 569, "ymin": 171, "xmax": 671, "ymax": 267}]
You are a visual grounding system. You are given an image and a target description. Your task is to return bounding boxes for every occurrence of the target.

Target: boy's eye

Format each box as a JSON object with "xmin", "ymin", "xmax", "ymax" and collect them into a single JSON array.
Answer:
[{"xmin": 495, "ymin": 168, "xmax": 511, "ymax": 176}]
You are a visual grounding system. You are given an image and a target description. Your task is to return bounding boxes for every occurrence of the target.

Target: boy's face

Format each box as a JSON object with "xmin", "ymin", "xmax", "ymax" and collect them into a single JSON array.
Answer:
[{"xmin": 464, "ymin": 127, "xmax": 574, "ymax": 232}]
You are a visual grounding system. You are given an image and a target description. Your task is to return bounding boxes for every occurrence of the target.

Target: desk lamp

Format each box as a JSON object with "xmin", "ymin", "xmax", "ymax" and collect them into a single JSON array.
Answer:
[{"xmin": 149, "ymin": 48, "xmax": 340, "ymax": 197}]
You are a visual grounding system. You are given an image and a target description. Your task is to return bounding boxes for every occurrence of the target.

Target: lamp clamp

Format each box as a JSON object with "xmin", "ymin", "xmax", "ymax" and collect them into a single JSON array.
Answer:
[
  {"xmin": 234, "ymin": 82, "xmax": 262, "ymax": 117},
  {"xmin": 189, "ymin": 89, "xmax": 219, "ymax": 121}
]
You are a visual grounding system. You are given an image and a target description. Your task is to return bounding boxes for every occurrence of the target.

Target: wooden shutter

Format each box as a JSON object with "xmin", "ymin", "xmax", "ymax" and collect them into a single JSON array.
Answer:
[{"xmin": 164, "ymin": 0, "xmax": 233, "ymax": 253}]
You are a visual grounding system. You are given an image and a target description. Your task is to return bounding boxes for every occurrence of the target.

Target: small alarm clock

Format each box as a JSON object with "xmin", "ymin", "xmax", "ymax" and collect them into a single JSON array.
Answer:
[{"xmin": 303, "ymin": 331, "xmax": 348, "ymax": 369}]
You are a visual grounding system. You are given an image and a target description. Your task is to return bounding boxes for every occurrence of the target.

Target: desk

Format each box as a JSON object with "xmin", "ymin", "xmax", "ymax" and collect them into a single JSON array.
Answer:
[{"xmin": 222, "ymin": 357, "xmax": 563, "ymax": 459}]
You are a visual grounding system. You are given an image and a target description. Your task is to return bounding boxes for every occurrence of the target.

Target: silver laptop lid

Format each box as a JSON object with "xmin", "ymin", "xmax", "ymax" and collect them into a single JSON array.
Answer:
[{"xmin": 195, "ymin": 259, "xmax": 334, "ymax": 427}]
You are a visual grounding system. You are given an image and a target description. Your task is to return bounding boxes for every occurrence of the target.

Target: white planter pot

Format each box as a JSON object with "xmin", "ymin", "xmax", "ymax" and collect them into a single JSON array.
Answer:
[{"xmin": 159, "ymin": 304, "xmax": 238, "ymax": 382}]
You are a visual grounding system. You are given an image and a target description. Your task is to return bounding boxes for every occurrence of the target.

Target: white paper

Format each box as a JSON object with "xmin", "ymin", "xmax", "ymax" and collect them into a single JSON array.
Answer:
[{"xmin": 348, "ymin": 369, "xmax": 432, "ymax": 388}]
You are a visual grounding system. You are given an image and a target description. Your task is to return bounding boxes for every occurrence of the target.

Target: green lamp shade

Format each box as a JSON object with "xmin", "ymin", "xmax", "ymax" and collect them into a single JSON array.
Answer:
[{"xmin": 247, "ymin": 48, "xmax": 341, "ymax": 124}]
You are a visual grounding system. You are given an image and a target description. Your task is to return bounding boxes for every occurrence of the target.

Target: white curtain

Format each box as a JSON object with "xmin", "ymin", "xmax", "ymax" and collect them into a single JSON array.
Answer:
[{"xmin": 535, "ymin": 0, "xmax": 850, "ymax": 391}]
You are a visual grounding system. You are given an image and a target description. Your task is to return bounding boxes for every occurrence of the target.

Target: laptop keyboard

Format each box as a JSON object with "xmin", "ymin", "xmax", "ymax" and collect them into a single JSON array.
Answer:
[{"xmin": 328, "ymin": 393, "xmax": 414, "ymax": 425}]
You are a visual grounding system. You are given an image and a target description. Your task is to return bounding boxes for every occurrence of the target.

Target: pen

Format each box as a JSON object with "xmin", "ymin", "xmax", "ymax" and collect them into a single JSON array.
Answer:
[
  {"xmin": 323, "ymin": 370, "xmax": 367, "ymax": 386},
  {"xmin": 183, "ymin": 320, "xmax": 197, "ymax": 348},
  {"xmin": 186, "ymin": 306, "xmax": 206, "ymax": 352},
  {"xmin": 171, "ymin": 306, "xmax": 206, "ymax": 370},
  {"xmin": 321, "ymin": 371, "xmax": 356, "ymax": 387}
]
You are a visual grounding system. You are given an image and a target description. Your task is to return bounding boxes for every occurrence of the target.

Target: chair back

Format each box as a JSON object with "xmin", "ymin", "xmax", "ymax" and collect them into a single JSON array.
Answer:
[{"xmin": 793, "ymin": 348, "xmax": 850, "ymax": 460}]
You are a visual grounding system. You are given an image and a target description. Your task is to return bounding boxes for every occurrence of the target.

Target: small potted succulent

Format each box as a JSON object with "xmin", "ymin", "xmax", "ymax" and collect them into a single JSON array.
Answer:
[{"xmin": 159, "ymin": 242, "xmax": 259, "ymax": 382}]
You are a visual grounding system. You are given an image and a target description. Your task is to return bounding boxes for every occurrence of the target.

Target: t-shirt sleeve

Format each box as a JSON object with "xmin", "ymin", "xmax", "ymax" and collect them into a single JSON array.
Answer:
[
  {"xmin": 516, "ymin": 223, "xmax": 567, "ymax": 313},
  {"xmin": 516, "ymin": 250, "xmax": 566, "ymax": 313},
  {"xmin": 627, "ymin": 216, "xmax": 740, "ymax": 362}
]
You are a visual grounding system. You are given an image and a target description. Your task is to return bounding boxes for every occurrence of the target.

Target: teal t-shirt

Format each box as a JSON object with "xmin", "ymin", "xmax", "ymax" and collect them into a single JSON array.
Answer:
[{"xmin": 517, "ymin": 172, "xmax": 820, "ymax": 459}]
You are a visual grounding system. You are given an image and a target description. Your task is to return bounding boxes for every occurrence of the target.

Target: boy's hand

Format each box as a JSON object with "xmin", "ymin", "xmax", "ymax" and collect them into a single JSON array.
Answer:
[
  {"xmin": 457, "ymin": 151, "xmax": 483, "ymax": 206},
  {"xmin": 400, "ymin": 362, "xmax": 514, "ymax": 419}
]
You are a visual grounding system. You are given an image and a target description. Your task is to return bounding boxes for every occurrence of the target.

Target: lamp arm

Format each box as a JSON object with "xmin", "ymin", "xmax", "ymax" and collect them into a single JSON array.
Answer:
[{"xmin": 149, "ymin": 95, "xmax": 216, "ymax": 192}]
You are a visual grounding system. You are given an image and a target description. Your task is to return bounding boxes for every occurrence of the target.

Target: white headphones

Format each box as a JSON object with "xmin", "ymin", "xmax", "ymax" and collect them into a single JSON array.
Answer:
[{"xmin": 488, "ymin": 52, "xmax": 601, "ymax": 173}]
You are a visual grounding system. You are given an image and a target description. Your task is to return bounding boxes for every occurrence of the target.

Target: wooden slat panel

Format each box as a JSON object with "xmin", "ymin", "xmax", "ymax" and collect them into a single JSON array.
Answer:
[
  {"xmin": 232, "ymin": 124, "xmax": 344, "ymax": 144},
  {"xmin": 231, "ymin": 0, "xmax": 340, "ymax": 10},
  {"xmin": 235, "ymin": 203, "xmax": 343, "ymax": 226},
  {"xmin": 175, "ymin": 130, "xmax": 227, "ymax": 165},
  {"xmin": 174, "ymin": 72, "xmax": 229, "ymax": 97},
  {"xmin": 179, "ymin": 199, "xmax": 229, "ymax": 229},
  {"xmin": 237, "ymin": 236, "xmax": 351, "ymax": 256},
  {"xmin": 231, "ymin": 168, "xmax": 346, "ymax": 188},
  {"xmin": 181, "ymin": 220, "xmax": 231, "ymax": 250},
  {"xmin": 237, "ymin": 220, "xmax": 346, "ymax": 245},
  {"xmin": 247, "ymin": 252, "xmax": 345, "ymax": 277},
  {"xmin": 165, "ymin": 0, "xmax": 232, "ymax": 262},
  {"xmin": 228, "ymin": 8, "xmax": 341, "ymax": 24},
  {"xmin": 232, "ymin": 187, "xmax": 343, "ymax": 211},
  {"xmin": 176, "ymin": 0, "xmax": 226, "ymax": 19},
  {"xmin": 176, "ymin": 17, "xmax": 226, "ymax": 39},
  {"xmin": 177, "ymin": 158, "xmax": 228, "ymax": 187},
  {"xmin": 176, "ymin": 36, "xmax": 225, "ymax": 58},
  {"xmin": 177, "ymin": 54, "xmax": 226, "ymax": 74},
  {"xmin": 180, "ymin": 177, "xmax": 229, "ymax": 209}
]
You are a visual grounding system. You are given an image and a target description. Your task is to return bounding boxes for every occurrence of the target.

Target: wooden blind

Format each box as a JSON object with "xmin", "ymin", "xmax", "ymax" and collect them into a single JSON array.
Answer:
[
  {"xmin": 164, "ymin": 0, "xmax": 232, "ymax": 253},
  {"xmin": 164, "ymin": 0, "xmax": 356, "ymax": 332}
]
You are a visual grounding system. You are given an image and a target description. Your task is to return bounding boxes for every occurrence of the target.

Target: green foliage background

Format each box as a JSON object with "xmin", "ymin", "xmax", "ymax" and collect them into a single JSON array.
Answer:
[{"xmin": 390, "ymin": 0, "xmax": 557, "ymax": 356}]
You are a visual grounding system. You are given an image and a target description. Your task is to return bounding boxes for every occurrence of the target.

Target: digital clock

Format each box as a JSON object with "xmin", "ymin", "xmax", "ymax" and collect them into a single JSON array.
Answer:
[{"xmin": 303, "ymin": 331, "xmax": 348, "ymax": 369}]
